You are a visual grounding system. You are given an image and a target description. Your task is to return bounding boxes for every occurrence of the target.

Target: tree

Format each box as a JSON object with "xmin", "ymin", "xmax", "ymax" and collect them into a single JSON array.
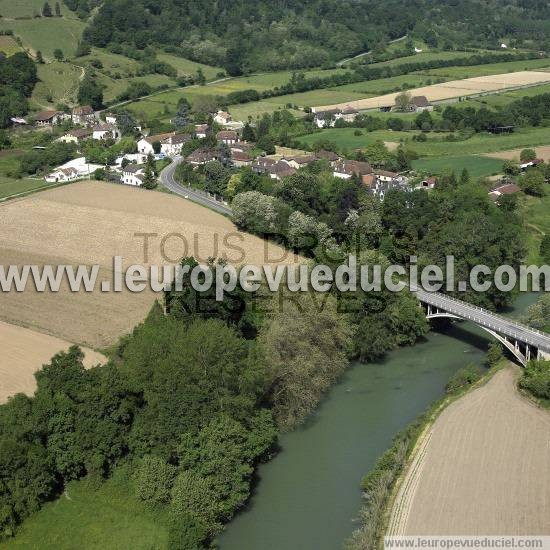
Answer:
[
  {"xmin": 75, "ymin": 41, "xmax": 91, "ymax": 57},
  {"xmin": 141, "ymin": 153, "xmax": 157, "ymax": 189},
  {"xmin": 195, "ymin": 67, "xmax": 206, "ymax": 85},
  {"xmin": 258, "ymin": 294, "xmax": 353, "ymax": 428},
  {"xmin": 77, "ymin": 75, "xmax": 103, "ymax": 110},
  {"xmin": 53, "ymin": 48, "xmax": 63, "ymax": 61},
  {"xmin": 55, "ymin": 1, "xmax": 61, "ymax": 16},
  {"xmin": 520, "ymin": 148, "xmax": 537, "ymax": 162},
  {"xmin": 42, "ymin": 1, "xmax": 52, "ymax": 17},
  {"xmin": 134, "ymin": 456, "xmax": 176, "ymax": 505},
  {"xmin": 522, "ymin": 293, "xmax": 550, "ymax": 333},
  {"xmin": 486, "ymin": 342, "xmax": 503, "ymax": 367},
  {"xmin": 459, "ymin": 168, "xmax": 470, "ymax": 185},
  {"xmin": 35, "ymin": 51, "xmax": 44, "ymax": 64},
  {"xmin": 394, "ymin": 91, "xmax": 412, "ymax": 112},
  {"xmin": 241, "ymin": 123, "xmax": 256, "ymax": 142},
  {"xmin": 503, "ymin": 159, "xmax": 520, "ymax": 175},
  {"xmin": 520, "ymin": 169, "xmax": 545, "ymax": 196},
  {"xmin": 540, "ymin": 234, "xmax": 550, "ymax": 264},
  {"xmin": 173, "ymin": 97, "xmax": 191, "ymax": 129}
]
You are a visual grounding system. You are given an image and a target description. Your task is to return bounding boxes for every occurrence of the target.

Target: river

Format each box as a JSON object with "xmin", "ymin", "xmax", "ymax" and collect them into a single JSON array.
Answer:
[{"xmin": 218, "ymin": 292, "xmax": 539, "ymax": 550}]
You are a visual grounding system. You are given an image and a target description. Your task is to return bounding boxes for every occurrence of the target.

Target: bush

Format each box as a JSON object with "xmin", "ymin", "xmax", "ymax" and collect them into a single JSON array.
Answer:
[
  {"xmin": 445, "ymin": 363, "xmax": 482, "ymax": 393},
  {"xmin": 519, "ymin": 360, "xmax": 550, "ymax": 400},
  {"xmin": 133, "ymin": 456, "xmax": 176, "ymax": 506}
]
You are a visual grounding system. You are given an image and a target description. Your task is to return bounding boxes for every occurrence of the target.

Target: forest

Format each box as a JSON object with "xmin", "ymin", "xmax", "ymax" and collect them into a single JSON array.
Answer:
[
  {"xmin": 0, "ymin": 52, "xmax": 37, "ymax": 128},
  {"xmin": 80, "ymin": 0, "xmax": 550, "ymax": 73}
]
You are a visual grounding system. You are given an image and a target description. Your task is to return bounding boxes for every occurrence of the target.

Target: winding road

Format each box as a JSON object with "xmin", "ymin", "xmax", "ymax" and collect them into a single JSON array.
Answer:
[{"xmin": 159, "ymin": 155, "xmax": 233, "ymax": 216}]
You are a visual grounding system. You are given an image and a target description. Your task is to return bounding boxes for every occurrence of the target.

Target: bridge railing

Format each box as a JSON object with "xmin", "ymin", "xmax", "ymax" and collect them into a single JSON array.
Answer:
[{"xmin": 414, "ymin": 289, "xmax": 550, "ymax": 344}]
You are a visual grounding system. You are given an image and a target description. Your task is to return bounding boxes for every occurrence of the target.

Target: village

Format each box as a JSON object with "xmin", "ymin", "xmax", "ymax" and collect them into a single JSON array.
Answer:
[{"xmin": 20, "ymin": 97, "xmax": 539, "ymax": 207}]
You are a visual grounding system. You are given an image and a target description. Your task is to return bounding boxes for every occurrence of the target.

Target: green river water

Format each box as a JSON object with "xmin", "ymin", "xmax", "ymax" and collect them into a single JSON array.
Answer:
[{"xmin": 218, "ymin": 292, "xmax": 539, "ymax": 550}]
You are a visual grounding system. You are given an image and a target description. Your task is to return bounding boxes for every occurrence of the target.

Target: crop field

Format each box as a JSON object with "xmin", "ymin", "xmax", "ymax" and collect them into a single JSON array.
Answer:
[
  {"xmin": 0, "ymin": 182, "xmax": 295, "ymax": 348},
  {"xmin": 315, "ymin": 70, "xmax": 550, "ymax": 112},
  {"xmin": 32, "ymin": 61, "xmax": 82, "ymax": 108},
  {"xmin": 415, "ymin": 57, "xmax": 550, "ymax": 79},
  {"xmin": 411, "ymin": 155, "xmax": 504, "ymax": 178},
  {"xmin": 0, "ymin": 16, "xmax": 85, "ymax": 59},
  {"xmin": 0, "ymin": 35, "xmax": 22, "ymax": 56},
  {"xmin": 388, "ymin": 367, "xmax": 550, "ymax": 535},
  {"xmin": 0, "ymin": 321, "xmax": 105, "ymax": 403}
]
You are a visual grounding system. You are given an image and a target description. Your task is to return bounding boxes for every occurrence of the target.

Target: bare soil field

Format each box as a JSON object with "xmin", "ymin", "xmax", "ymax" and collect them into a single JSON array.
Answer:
[
  {"xmin": 0, "ymin": 181, "xmax": 296, "ymax": 348},
  {"xmin": 484, "ymin": 145, "xmax": 550, "ymax": 162},
  {"xmin": 315, "ymin": 71, "xmax": 550, "ymax": 111},
  {"xmin": 0, "ymin": 320, "xmax": 105, "ymax": 404},
  {"xmin": 388, "ymin": 366, "xmax": 550, "ymax": 535}
]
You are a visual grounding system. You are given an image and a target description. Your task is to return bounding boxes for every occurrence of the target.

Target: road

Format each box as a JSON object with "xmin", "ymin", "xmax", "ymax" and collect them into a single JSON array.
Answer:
[{"xmin": 159, "ymin": 156, "xmax": 233, "ymax": 216}]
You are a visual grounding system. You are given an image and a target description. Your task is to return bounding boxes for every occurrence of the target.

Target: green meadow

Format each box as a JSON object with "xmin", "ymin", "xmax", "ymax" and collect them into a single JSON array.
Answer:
[
  {"xmin": 31, "ymin": 61, "xmax": 82, "ymax": 108},
  {"xmin": 0, "ymin": 16, "xmax": 85, "ymax": 59},
  {"xmin": 4, "ymin": 472, "xmax": 169, "ymax": 550},
  {"xmin": 0, "ymin": 35, "xmax": 22, "ymax": 56},
  {"xmin": 411, "ymin": 155, "xmax": 504, "ymax": 178}
]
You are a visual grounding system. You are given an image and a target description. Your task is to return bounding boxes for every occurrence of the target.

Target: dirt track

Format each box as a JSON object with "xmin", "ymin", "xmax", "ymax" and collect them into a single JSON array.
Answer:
[
  {"xmin": 0, "ymin": 182, "xmax": 296, "ymax": 348},
  {"xmin": 388, "ymin": 366, "xmax": 550, "ymax": 535},
  {"xmin": 315, "ymin": 71, "xmax": 550, "ymax": 111},
  {"xmin": 0, "ymin": 321, "xmax": 105, "ymax": 403}
]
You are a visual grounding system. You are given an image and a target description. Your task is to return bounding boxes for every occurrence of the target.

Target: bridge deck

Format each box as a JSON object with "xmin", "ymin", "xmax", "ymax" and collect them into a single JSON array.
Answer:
[{"xmin": 413, "ymin": 289, "xmax": 550, "ymax": 353}]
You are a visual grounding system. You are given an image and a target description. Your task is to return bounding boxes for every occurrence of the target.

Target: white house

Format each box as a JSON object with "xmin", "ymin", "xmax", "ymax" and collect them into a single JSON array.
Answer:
[
  {"xmin": 58, "ymin": 128, "xmax": 93, "ymax": 144},
  {"xmin": 216, "ymin": 130, "xmax": 238, "ymax": 145},
  {"xmin": 72, "ymin": 106, "xmax": 96, "ymax": 126},
  {"xmin": 313, "ymin": 106, "xmax": 358, "ymax": 128},
  {"xmin": 161, "ymin": 134, "xmax": 192, "ymax": 157},
  {"xmin": 137, "ymin": 132, "xmax": 177, "ymax": 155},
  {"xmin": 195, "ymin": 124, "xmax": 209, "ymax": 138},
  {"xmin": 213, "ymin": 110, "xmax": 231, "ymax": 125},
  {"xmin": 121, "ymin": 164, "xmax": 145, "ymax": 186},
  {"xmin": 34, "ymin": 110, "xmax": 64, "ymax": 126},
  {"xmin": 45, "ymin": 157, "xmax": 102, "ymax": 182},
  {"xmin": 45, "ymin": 167, "xmax": 80, "ymax": 183},
  {"xmin": 104, "ymin": 113, "xmax": 118, "ymax": 125},
  {"xmin": 92, "ymin": 123, "xmax": 120, "ymax": 141},
  {"xmin": 333, "ymin": 160, "xmax": 373, "ymax": 180},
  {"xmin": 280, "ymin": 155, "xmax": 315, "ymax": 170},
  {"xmin": 114, "ymin": 153, "xmax": 148, "ymax": 168}
]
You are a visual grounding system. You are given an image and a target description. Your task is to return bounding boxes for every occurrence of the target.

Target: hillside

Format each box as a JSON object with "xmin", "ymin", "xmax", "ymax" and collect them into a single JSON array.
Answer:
[{"xmin": 82, "ymin": 0, "xmax": 550, "ymax": 73}]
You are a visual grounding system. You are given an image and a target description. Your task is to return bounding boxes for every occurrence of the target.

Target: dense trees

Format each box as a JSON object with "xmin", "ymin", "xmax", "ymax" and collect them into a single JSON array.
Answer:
[
  {"xmin": 0, "ymin": 52, "xmax": 37, "ymax": 128},
  {"xmin": 81, "ymin": 1, "xmax": 549, "ymax": 72}
]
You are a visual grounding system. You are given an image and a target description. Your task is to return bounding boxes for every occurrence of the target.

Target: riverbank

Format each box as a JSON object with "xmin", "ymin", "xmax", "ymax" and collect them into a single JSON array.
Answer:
[{"xmin": 387, "ymin": 363, "xmax": 550, "ymax": 535}]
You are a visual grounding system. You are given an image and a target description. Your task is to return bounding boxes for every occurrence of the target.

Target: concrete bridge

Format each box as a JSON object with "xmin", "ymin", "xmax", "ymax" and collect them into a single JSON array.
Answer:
[{"xmin": 412, "ymin": 287, "xmax": 550, "ymax": 366}]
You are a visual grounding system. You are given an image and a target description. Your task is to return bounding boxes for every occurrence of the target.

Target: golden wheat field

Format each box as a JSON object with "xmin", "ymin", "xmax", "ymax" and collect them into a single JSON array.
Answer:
[
  {"xmin": 0, "ymin": 320, "xmax": 106, "ymax": 403},
  {"xmin": 387, "ymin": 366, "xmax": 550, "ymax": 535},
  {"xmin": 0, "ymin": 181, "xmax": 297, "ymax": 349},
  {"xmin": 316, "ymin": 70, "xmax": 550, "ymax": 111}
]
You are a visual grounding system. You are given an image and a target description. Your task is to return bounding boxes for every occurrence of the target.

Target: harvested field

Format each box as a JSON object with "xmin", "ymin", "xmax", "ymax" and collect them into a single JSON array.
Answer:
[
  {"xmin": 0, "ymin": 182, "xmax": 296, "ymax": 348},
  {"xmin": 315, "ymin": 70, "xmax": 550, "ymax": 112},
  {"xmin": 484, "ymin": 145, "xmax": 550, "ymax": 162},
  {"xmin": 0, "ymin": 321, "xmax": 105, "ymax": 404},
  {"xmin": 388, "ymin": 366, "xmax": 550, "ymax": 535}
]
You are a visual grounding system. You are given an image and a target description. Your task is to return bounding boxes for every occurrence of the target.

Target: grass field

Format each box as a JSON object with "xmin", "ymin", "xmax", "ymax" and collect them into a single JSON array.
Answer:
[
  {"xmin": 0, "ymin": 320, "xmax": 105, "ymax": 403},
  {"xmin": 6, "ymin": 470, "xmax": 169, "ymax": 549},
  {"xmin": 157, "ymin": 52, "xmax": 223, "ymax": 81},
  {"xmin": 32, "ymin": 61, "xmax": 82, "ymax": 108},
  {"xmin": 411, "ymin": 155, "xmax": 504, "ymax": 178},
  {"xmin": 519, "ymin": 192, "xmax": 550, "ymax": 264},
  {"xmin": 0, "ymin": 176, "xmax": 55, "ymax": 199},
  {"xmin": 389, "ymin": 366, "xmax": 550, "ymax": 535},
  {"xmin": 0, "ymin": 16, "xmax": 85, "ymax": 59},
  {"xmin": 297, "ymin": 128, "xmax": 411, "ymax": 151},
  {"xmin": 0, "ymin": 181, "xmax": 294, "ymax": 348},
  {"xmin": 0, "ymin": 35, "xmax": 22, "ymax": 56},
  {"xmin": 0, "ymin": 0, "xmax": 71, "ymax": 17},
  {"xmin": 298, "ymin": 126, "xmax": 550, "ymax": 156}
]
